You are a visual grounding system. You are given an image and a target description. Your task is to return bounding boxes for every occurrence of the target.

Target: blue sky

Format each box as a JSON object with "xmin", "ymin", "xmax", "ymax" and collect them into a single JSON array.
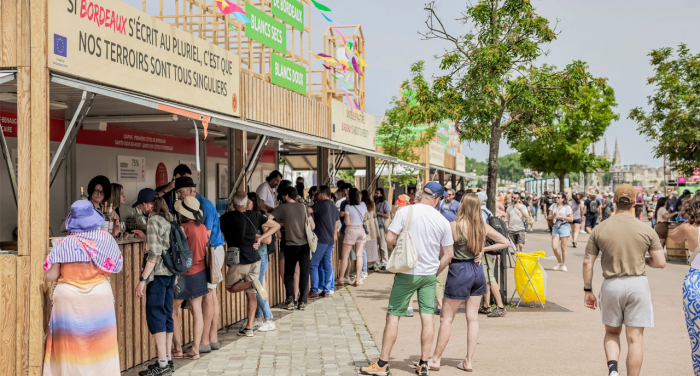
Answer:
[{"xmin": 125, "ymin": 0, "xmax": 700, "ymax": 167}]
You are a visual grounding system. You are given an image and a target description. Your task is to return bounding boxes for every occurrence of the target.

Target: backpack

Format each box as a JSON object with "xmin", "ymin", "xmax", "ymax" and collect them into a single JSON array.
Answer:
[
  {"xmin": 162, "ymin": 221, "xmax": 193, "ymax": 275},
  {"xmin": 588, "ymin": 198, "xmax": 599, "ymax": 216},
  {"xmin": 482, "ymin": 209, "xmax": 509, "ymax": 255}
]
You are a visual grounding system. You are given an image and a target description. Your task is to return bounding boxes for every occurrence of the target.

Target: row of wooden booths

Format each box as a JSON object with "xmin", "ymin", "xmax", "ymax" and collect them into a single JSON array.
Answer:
[{"xmin": 0, "ymin": 0, "xmax": 465, "ymax": 374}]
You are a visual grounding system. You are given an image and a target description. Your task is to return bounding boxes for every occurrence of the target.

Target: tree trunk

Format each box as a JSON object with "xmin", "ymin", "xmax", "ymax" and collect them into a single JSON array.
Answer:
[
  {"xmin": 486, "ymin": 122, "xmax": 502, "ymax": 213},
  {"xmin": 559, "ymin": 173, "xmax": 566, "ymax": 194}
]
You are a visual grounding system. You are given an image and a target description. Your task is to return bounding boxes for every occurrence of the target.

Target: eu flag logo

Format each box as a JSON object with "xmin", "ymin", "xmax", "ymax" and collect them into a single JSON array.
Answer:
[{"xmin": 54, "ymin": 34, "xmax": 67, "ymax": 58}]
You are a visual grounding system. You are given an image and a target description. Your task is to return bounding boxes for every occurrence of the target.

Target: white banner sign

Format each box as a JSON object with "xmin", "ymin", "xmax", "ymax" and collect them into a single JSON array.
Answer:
[
  {"xmin": 456, "ymin": 154, "xmax": 466, "ymax": 172},
  {"xmin": 331, "ymin": 99, "xmax": 376, "ymax": 151},
  {"xmin": 117, "ymin": 155, "xmax": 146, "ymax": 182},
  {"xmin": 429, "ymin": 141, "xmax": 444, "ymax": 167}
]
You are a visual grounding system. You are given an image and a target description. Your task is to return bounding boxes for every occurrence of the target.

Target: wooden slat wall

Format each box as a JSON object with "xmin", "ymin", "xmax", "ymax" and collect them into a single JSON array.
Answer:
[{"xmin": 241, "ymin": 73, "xmax": 332, "ymax": 139}]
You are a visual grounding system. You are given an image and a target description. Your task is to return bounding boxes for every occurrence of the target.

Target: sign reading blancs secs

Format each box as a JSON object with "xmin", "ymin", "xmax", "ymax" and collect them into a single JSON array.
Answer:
[
  {"xmin": 245, "ymin": 2, "xmax": 286, "ymax": 54},
  {"xmin": 50, "ymin": 0, "xmax": 241, "ymax": 117}
]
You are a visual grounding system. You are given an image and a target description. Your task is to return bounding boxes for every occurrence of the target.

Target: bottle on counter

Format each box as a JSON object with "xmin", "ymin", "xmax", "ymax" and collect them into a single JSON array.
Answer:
[
  {"xmin": 106, "ymin": 204, "xmax": 114, "ymax": 233},
  {"xmin": 79, "ymin": 186, "xmax": 88, "ymax": 200}
]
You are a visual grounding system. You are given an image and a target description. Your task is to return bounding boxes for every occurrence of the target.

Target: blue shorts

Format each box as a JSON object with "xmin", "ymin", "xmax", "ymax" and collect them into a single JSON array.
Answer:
[
  {"xmin": 174, "ymin": 269, "xmax": 209, "ymax": 301},
  {"xmin": 444, "ymin": 259, "xmax": 487, "ymax": 300},
  {"xmin": 552, "ymin": 222, "xmax": 571, "ymax": 237},
  {"xmin": 146, "ymin": 275, "xmax": 175, "ymax": 335}
]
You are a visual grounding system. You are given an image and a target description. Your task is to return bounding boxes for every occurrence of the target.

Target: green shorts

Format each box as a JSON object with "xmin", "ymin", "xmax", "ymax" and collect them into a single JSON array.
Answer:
[
  {"xmin": 483, "ymin": 256, "xmax": 496, "ymax": 282},
  {"xmin": 387, "ymin": 273, "xmax": 437, "ymax": 316}
]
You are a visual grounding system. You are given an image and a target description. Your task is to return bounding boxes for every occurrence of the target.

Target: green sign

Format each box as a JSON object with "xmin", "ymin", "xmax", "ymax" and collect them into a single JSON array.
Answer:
[
  {"xmin": 271, "ymin": 0, "xmax": 304, "ymax": 32},
  {"xmin": 245, "ymin": 2, "xmax": 286, "ymax": 54},
  {"xmin": 271, "ymin": 53, "xmax": 306, "ymax": 95}
]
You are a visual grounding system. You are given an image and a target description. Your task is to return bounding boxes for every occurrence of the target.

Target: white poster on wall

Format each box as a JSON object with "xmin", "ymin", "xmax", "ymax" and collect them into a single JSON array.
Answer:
[
  {"xmin": 456, "ymin": 154, "xmax": 466, "ymax": 172},
  {"xmin": 117, "ymin": 155, "xmax": 146, "ymax": 182},
  {"xmin": 179, "ymin": 160, "xmax": 201, "ymax": 185}
]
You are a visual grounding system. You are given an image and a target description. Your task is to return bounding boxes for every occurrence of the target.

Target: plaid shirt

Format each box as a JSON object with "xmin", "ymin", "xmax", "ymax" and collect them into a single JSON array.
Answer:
[{"xmin": 145, "ymin": 214, "xmax": 172, "ymax": 282}]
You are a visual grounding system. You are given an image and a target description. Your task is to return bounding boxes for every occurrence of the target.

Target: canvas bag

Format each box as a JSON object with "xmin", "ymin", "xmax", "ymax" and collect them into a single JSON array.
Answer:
[
  {"xmin": 305, "ymin": 209, "xmax": 318, "ymax": 254},
  {"xmin": 386, "ymin": 206, "xmax": 418, "ymax": 273}
]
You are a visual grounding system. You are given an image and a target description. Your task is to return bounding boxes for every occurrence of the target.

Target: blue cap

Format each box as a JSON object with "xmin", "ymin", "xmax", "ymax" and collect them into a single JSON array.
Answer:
[
  {"xmin": 133, "ymin": 188, "xmax": 158, "ymax": 208},
  {"xmin": 424, "ymin": 182, "xmax": 448, "ymax": 197}
]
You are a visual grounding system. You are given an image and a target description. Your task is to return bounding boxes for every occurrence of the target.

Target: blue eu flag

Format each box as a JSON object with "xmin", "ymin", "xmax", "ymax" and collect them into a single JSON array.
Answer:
[{"xmin": 54, "ymin": 34, "xmax": 67, "ymax": 57}]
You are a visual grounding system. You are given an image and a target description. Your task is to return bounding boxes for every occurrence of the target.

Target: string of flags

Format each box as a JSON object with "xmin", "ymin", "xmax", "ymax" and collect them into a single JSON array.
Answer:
[{"xmin": 214, "ymin": 0, "xmax": 251, "ymax": 25}]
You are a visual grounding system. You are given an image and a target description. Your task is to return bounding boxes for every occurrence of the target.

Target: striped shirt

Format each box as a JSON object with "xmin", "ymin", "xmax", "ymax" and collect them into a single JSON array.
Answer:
[
  {"xmin": 44, "ymin": 229, "xmax": 123, "ymax": 273},
  {"xmin": 145, "ymin": 214, "xmax": 172, "ymax": 282}
]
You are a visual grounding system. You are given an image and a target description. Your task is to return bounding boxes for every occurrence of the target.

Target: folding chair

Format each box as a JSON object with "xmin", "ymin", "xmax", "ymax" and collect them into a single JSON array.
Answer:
[{"xmin": 510, "ymin": 252, "xmax": 545, "ymax": 308}]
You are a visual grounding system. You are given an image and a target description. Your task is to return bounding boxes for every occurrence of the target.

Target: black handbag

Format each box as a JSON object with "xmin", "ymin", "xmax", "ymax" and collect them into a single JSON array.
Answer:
[{"xmin": 353, "ymin": 206, "xmax": 370, "ymax": 234}]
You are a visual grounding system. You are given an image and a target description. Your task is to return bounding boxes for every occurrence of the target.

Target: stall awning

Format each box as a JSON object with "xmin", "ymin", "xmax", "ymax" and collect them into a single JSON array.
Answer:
[
  {"xmin": 50, "ymin": 74, "xmax": 412, "ymax": 163},
  {"xmin": 430, "ymin": 164, "xmax": 477, "ymax": 180}
]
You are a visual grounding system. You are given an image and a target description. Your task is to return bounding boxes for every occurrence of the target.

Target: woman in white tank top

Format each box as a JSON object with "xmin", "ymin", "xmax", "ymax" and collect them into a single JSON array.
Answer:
[{"xmin": 668, "ymin": 193, "xmax": 700, "ymax": 374}]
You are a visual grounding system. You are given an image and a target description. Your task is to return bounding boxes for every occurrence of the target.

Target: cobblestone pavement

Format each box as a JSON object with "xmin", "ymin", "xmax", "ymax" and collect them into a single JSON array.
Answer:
[{"xmin": 125, "ymin": 287, "xmax": 379, "ymax": 376}]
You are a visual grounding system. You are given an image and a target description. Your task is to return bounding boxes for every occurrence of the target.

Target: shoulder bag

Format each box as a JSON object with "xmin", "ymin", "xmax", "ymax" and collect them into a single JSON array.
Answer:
[
  {"xmin": 386, "ymin": 206, "xmax": 418, "ymax": 273},
  {"xmin": 305, "ymin": 207, "xmax": 318, "ymax": 255},
  {"xmin": 226, "ymin": 212, "xmax": 256, "ymax": 266},
  {"xmin": 353, "ymin": 206, "xmax": 370, "ymax": 234}
]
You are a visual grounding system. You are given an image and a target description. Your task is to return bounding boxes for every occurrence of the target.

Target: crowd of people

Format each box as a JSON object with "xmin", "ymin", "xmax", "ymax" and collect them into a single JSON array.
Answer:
[{"xmin": 41, "ymin": 164, "xmax": 700, "ymax": 376}]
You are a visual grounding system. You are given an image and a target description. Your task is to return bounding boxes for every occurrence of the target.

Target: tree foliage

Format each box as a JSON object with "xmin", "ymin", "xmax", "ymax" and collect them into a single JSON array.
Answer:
[
  {"xmin": 629, "ymin": 44, "xmax": 700, "ymax": 176},
  {"xmin": 497, "ymin": 153, "xmax": 525, "ymax": 183},
  {"xmin": 376, "ymin": 64, "xmax": 437, "ymax": 187},
  {"xmin": 514, "ymin": 61, "xmax": 619, "ymax": 189},
  {"xmin": 413, "ymin": 0, "xmax": 559, "ymax": 211}
]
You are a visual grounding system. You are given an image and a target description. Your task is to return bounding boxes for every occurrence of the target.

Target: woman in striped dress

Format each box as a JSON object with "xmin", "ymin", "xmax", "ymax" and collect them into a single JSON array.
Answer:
[{"xmin": 43, "ymin": 200, "xmax": 123, "ymax": 376}]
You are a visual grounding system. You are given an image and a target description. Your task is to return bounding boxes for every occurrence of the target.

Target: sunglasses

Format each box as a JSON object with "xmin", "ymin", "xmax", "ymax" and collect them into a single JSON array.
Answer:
[{"xmin": 93, "ymin": 190, "xmax": 105, "ymax": 196}]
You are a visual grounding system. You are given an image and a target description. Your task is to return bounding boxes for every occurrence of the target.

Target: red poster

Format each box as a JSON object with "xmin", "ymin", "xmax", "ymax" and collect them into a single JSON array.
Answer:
[{"xmin": 155, "ymin": 163, "xmax": 168, "ymax": 187}]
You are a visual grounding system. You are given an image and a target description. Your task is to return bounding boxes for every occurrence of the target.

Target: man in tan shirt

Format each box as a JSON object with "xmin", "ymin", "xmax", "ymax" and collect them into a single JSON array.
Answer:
[{"xmin": 582, "ymin": 184, "xmax": 666, "ymax": 376}]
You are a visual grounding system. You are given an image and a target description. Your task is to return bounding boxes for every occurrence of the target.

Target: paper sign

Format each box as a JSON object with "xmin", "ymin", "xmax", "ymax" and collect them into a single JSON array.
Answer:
[
  {"xmin": 117, "ymin": 155, "xmax": 146, "ymax": 182},
  {"xmin": 429, "ymin": 141, "xmax": 445, "ymax": 167},
  {"xmin": 271, "ymin": 53, "xmax": 307, "ymax": 95},
  {"xmin": 331, "ymin": 99, "xmax": 375, "ymax": 150},
  {"xmin": 272, "ymin": 0, "xmax": 304, "ymax": 32},
  {"xmin": 456, "ymin": 154, "xmax": 466, "ymax": 172},
  {"xmin": 245, "ymin": 2, "xmax": 286, "ymax": 54}
]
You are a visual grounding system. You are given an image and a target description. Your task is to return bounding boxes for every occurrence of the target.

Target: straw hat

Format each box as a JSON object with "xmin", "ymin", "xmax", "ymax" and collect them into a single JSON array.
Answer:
[{"xmin": 174, "ymin": 196, "xmax": 203, "ymax": 221}]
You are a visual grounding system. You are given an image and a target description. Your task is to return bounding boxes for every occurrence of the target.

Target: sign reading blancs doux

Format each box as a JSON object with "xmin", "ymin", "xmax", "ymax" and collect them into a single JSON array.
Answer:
[
  {"xmin": 331, "ymin": 99, "xmax": 375, "ymax": 151},
  {"xmin": 271, "ymin": 54, "xmax": 306, "ymax": 95},
  {"xmin": 49, "ymin": 0, "xmax": 241, "ymax": 117},
  {"xmin": 271, "ymin": 0, "xmax": 304, "ymax": 32},
  {"xmin": 245, "ymin": 2, "xmax": 286, "ymax": 54}
]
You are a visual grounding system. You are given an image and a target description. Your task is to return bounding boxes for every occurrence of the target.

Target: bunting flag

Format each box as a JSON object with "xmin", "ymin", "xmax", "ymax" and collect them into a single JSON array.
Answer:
[
  {"xmin": 352, "ymin": 57, "xmax": 363, "ymax": 77},
  {"xmin": 311, "ymin": 0, "xmax": 332, "ymax": 12},
  {"xmin": 233, "ymin": 12, "xmax": 251, "ymax": 23},
  {"xmin": 321, "ymin": 13, "xmax": 336, "ymax": 24}
]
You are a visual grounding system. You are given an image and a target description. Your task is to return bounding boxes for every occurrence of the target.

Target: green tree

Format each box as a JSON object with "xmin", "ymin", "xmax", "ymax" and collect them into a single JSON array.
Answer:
[
  {"xmin": 464, "ymin": 156, "xmax": 488, "ymax": 175},
  {"xmin": 497, "ymin": 153, "xmax": 525, "ymax": 183},
  {"xmin": 414, "ymin": 0, "xmax": 559, "ymax": 212},
  {"xmin": 376, "ymin": 69, "xmax": 437, "ymax": 188},
  {"xmin": 629, "ymin": 44, "xmax": 700, "ymax": 176},
  {"xmin": 514, "ymin": 61, "xmax": 618, "ymax": 189}
]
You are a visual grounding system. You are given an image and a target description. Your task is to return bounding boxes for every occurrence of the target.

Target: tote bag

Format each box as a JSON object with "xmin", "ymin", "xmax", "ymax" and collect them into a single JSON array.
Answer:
[
  {"xmin": 305, "ymin": 210, "xmax": 318, "ymax": 254},
  {"xmin": 386, "ymin": 206, "xmax": 418, "ymax": 273}
]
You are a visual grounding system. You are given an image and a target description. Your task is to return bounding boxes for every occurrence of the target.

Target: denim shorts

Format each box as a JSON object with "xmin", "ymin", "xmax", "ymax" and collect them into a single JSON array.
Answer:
[
  {"xmin": 444, "ymin": 259, "xmax": 487, "ymax": 300},
  {"xmin": 174, "ymin": 269, "xmax": 209, "ymax": 301},
  {"xmin": 552, "ymin": 222, "xmax": 571, "ymax": 237}
]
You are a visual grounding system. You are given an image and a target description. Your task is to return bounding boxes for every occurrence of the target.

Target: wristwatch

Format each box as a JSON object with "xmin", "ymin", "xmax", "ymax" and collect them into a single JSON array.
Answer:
[
  {"xmin": 141, "ymin": 277, "xmax": 148, "ymax": 282},
  {"xmin": 584, "ymin": 287, "xmax": 593, "ymax": 292}
]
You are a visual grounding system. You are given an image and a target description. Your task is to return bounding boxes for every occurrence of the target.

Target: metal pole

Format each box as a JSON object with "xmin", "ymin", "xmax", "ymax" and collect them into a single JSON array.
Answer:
[{"xmin": 50, "ymin": 92, "xmax": 95, "ymax": 187}]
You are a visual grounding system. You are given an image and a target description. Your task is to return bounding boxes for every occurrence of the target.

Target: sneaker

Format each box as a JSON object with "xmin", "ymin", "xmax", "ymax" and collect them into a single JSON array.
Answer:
[
  {"xmin": 251, "ymin": 279, "xmax": 268, "ymax": 300},
  {"xmin": 238, "ymin": 328, "xmax": 254, "ymax": 337},
  {"xmin": 381, "ymin": 265, "xmax": 387, "ymax": 271},
  {"xmin": 258, "ymin": 321, "xmax": 276, "ymax": 332},
  {"xmin": 298, "ymin": 302, "xmax": 306, "ymax": 310},
  {"xmin": 210, "ymin": 341, "xmax": 220, "ymax": 351},
  {"xmin": 147, "ymin": 360, "xmax": 173, "ymax": 370},
  {"xmin": 308, "ymin": 291, "xmax": 320, "ymax": 299},
  {"xmin": 552, "ymin": 263, "xmax": 561, "ymax": 271},
  {"xmin": 406, "ymin": 307, "xmax": 414, "ymax": 317},
  {"xmin": 252, "ymin": 320, "xmax": 264, "ymax": 329},
  {"xmin": 561, "ymin": 265, "xmax": 568, "ymax": 272},
  {"xmin": 285, "ymin": 302, "xmax": 295, "ymax": 310},
  {"xmin": 487, "ymin": 307, "xmax": 507, "ymax": 317},
  {"xmin": 478, "ymin": 306, "xmax": 492, "ymax": 315},
  {"xmin": 361, "ymin": 272, "xmax": 368, "ymax": 279},
  {"xmin": 359, "ymin": 361, "xmax": 389, "ymax": 375},
  {"xmin": 610, "ymin": 372, "xmax": 619, "ymax": 376},
  {"xmin": 415, "ymin": 363, "xmax": 429, "ymax": 376},
  {"xmin": 434, "ymin": 300, "xmax": 442, "ymax": 315},
  {"xmin": 373, "ymin": 264, "xmax": 380, "ymax": 271},
  {"xmin": 343, "ymin": 277, "xmax": 353, "ymax": 285},
  {"xmin": 572, "ymin": 241, "xmax": 578, "ymax": 248},
  {"xmin": 140, "ymin": 364, "xmax": 172, "ymax": 376},
  {"xmin": 579, "ymin": 230, "xmax": 587, "ymax": 234}
]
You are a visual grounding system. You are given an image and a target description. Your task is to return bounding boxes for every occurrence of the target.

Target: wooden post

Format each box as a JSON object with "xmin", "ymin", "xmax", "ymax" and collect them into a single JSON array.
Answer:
[
  {"xmin": 366, "ymin": 156, "xmax": 375, "ymax": 191},
  {"xmin": 228, "ymin": 128, "xmax": 247, "ymax": 192},
  {"xmin": 438, "ymin": 171, "xmax": 445, "ymax": 186},
  {"xmin": 316, "ymin": 147, "xmax": 329, "ymax": 186}
]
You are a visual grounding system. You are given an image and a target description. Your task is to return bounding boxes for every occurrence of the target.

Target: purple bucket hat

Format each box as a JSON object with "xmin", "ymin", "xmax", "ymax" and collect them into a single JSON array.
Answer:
[{"xmin": 65, "ymin": 200, "xmax": 105, "ymax": 232}]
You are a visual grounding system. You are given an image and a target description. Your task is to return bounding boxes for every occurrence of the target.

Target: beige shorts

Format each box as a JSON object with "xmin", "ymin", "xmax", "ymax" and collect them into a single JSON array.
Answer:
[
  {"xmin": 482, "ymin": 256, "xmax": 497, "ymax": 282},
  {"xmin": 600, "ymin": 275, "xmax": 654, "ymax": 328},
  {"xmin": 208, "ymin": 245, "xmax": 226, "ymax": 290},
  {"xmin": 225, "ymin": 260, "xmax": 261, "ymax": 293},
  {"xmin": 344, "ymin": 225, "xmax": 367, "ymax": 245}
]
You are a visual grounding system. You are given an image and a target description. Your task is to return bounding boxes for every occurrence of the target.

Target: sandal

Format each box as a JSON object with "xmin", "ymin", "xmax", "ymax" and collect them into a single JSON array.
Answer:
[
  {"xmin": 478, "ymin": 306, "xmax": 492, "ymax": 315},
  {"xmin": 411, "ymin": 361, "xmax": 440, "ymax": 371},
  {"xmin": 183, "ymin": 351, "xmax": 200, "ymax": 360},
  {"xmin": 457, "ymin": 361, "xmax": 472, "ymax": 372},
  {"xmin": 171, "ymin": 350, "xmax": 184, "ymax": 359}
]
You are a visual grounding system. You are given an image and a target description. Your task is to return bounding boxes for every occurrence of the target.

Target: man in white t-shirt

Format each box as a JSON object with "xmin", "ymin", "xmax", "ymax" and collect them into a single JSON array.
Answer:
[
  {"xmin": 255, "ymin": 170, "xmax": 282, "ymax": 212},
  {"xmin": 360, "ymin": 182, "xmax": 454, "ymax": 376},
  {"xmin": 505, "ymin": 192, "xmax": 529, "ymax": 253}
]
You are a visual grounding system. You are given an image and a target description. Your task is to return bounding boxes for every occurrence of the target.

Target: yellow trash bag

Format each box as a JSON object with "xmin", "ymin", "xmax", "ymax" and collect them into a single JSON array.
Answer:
[{"xmin": 514, "ymin": 251, "xmax": 547, "ymax": 304}]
